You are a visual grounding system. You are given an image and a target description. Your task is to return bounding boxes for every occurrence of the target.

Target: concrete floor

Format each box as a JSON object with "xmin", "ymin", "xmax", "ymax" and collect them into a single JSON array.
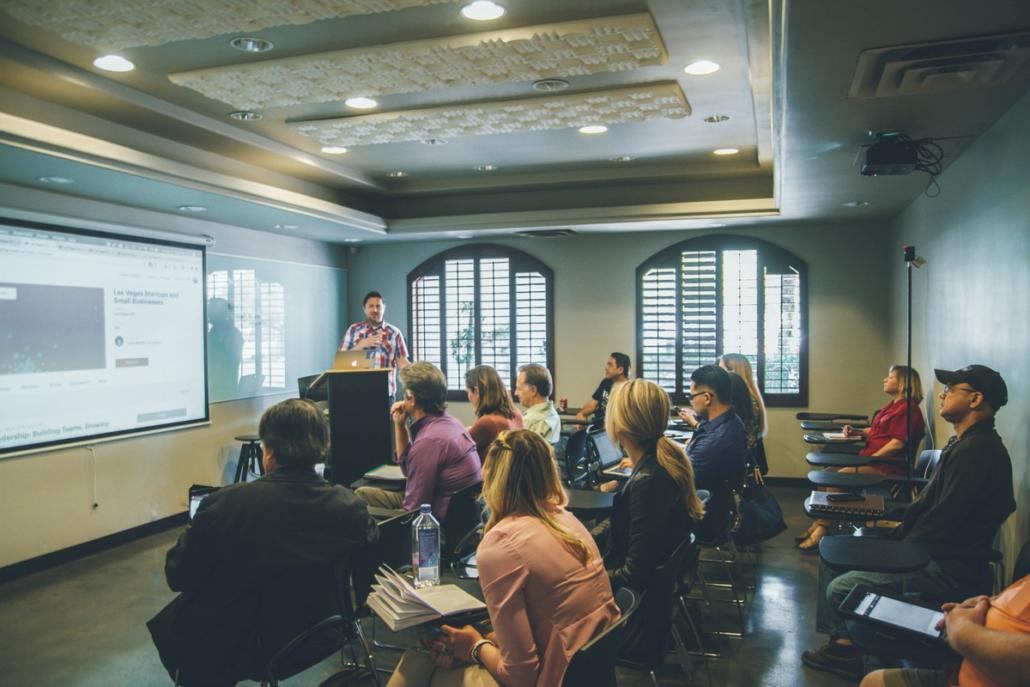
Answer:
[{"xmin": 0, "ymin": 486, "xmax": 852, "ymax": 686}]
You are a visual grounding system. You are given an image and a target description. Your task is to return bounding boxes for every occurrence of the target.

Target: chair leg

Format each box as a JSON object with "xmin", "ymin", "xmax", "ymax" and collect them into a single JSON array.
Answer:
[
  {"xmin": 670, "ymin": 621, "xmax": 695, "ymax": 685},
  {"xmin": 649, "ymin": 670, "xmax": 660, "ymax": 687}
]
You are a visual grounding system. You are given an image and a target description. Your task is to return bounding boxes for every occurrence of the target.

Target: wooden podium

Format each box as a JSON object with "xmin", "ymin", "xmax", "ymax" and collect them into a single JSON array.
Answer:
[{"xmin": 318, "ymin": 368, "xmax": 392, "ymax": 487}]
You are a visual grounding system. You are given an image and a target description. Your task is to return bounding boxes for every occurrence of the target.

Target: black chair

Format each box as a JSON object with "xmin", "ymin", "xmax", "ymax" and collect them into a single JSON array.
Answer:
[
  {"xmin": 298, "ymin": 373, "xmax": 328, "ymax": 403},
  {"xmin": 259, "ymin": 563, "xmax": 380, "ymax": 687},
  {"xmin": 561, "ymin": 587, "xmax": 641, "ymax": 687},
  {"xmin": 562, "ymin": 429, "xmax": 591, "ymax": 486},
  {"xmin": 441, "ymin": 481, "xmax": 483, "ymax": 563}
]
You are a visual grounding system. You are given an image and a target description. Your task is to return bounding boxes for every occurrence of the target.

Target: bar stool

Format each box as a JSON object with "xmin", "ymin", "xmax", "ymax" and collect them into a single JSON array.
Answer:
[{"xmin": 233, "ymin": 434, "xmax": 264, "ymax": 483}]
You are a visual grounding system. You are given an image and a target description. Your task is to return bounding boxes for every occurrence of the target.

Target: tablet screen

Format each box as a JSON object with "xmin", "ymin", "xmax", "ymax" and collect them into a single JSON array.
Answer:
[
  {"xmin": 189, "ymin": 493, "xmax": 208, "ymax": 520},
  {"xmin": 855, "ymin": 593, "xmax": 944, "ymax": 638}
]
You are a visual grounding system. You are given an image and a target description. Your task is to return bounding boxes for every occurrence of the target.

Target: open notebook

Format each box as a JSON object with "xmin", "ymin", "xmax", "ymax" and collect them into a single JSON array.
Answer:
[{"xmin": 367, "ymin": 565, "xmax": 486, "ymax": 631}]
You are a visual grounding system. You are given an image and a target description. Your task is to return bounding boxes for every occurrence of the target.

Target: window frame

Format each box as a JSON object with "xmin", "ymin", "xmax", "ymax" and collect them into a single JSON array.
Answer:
[
  {"xmin": 635, "ymin": 234, "xmax": 809, "ymax": 407},
  {"xmin": 407, "ymin": 243, "xmax": 555, "ymax": 401}
]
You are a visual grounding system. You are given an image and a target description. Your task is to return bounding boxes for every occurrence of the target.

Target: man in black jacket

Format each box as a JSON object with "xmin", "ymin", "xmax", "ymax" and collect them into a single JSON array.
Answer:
[
  {"xmin": 802, "ymin": 365, "xmax": 1015, "ymax": 681},
  {"xmin": 147, "ymin": 399, "xmax": 379, "ymax": 687}
]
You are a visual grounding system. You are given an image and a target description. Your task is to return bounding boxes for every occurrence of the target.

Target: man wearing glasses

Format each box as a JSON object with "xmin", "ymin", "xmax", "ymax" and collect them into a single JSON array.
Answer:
[{"xmin": 803, "ymin": 364, "xmax": 1015, "ymax": 682}]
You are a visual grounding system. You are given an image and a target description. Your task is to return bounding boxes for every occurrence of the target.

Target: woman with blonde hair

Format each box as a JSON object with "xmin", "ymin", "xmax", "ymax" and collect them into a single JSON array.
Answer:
[
  {"xmin": 464, "ymin": 365, "xmax": 523, "ymax": 463},
  {"xmin": 719, "ymin": 353, "xmax": 767, "ymax": 440},
  {"xmin": 592, "ymin": 379, "xmax": 705, "ymax": 662},
  {"xmin": 388, "ymin": 430, "xmax": 618, "ymax": 687}
]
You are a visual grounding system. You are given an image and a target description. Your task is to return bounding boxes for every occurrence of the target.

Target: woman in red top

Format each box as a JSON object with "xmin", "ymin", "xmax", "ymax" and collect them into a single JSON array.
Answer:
[
  {"xmin": 465, "ymin": 365, "xmax": 524, "ymax": 463},
  {"xmin": 798, "ymin": 365, "xmax": 925, "ymax": 550}
]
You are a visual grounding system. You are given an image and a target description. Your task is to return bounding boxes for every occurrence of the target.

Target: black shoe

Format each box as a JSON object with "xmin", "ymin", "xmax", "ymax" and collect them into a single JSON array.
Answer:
[{"xmin": 801, "ymin": 641, "xmax": 863, "ymax": 682}]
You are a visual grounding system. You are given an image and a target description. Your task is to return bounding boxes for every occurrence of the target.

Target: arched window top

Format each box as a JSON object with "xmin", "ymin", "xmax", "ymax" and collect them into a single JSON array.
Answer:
[
  {"xmin": 408, "ymin": 244, "xmax": 554, "ymax": 397},
  {"xmin": 636, "ymin": 234, "xmax": 808, "ymax": 406}
]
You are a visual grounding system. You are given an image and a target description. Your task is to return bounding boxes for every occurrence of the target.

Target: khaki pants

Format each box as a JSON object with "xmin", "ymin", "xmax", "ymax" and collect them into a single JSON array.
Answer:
[
  {"xmin": 386, "ymin": 649, "xmax": 500, "ymax": 687},
  {"xmin": 356, "ymin": 486, "xmax": 405, "ymax": 510}
]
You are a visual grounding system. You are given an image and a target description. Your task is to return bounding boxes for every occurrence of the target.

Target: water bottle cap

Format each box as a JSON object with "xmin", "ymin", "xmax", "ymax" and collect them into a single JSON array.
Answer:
[{"xmin": 420, "ymin": 504, "xmax": 431, "ymax": 513}]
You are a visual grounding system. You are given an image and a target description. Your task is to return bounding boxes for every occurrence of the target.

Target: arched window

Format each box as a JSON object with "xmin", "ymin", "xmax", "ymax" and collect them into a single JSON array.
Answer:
[
  {"xmin": 637, "ymin": 235, "xmax": 808, "ymax": 406},
  {"xmin": 408, "ymin": 244, "xmax": 554, "ymax": 398}
]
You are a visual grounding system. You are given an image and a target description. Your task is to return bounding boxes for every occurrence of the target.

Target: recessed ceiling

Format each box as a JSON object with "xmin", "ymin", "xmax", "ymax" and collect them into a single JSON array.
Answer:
[{"xmin": 0, "ymin": 0, "xmax": 1028, "ymax": 243}]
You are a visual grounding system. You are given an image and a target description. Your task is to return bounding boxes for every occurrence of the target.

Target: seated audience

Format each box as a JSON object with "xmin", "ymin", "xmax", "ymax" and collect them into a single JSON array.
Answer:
[
  {"xmin": 357, "ymin": 362, "xmax": 480, "ymax": 519},
  {"xmin": 727, "ymin": 370, "xmax": 760, "ymax": 450},
  {"xmin": 514, "ymin": 363, "xmax": 561, "ymax": 444},
  {"xmin": 719, "ymin": 353, "xmax": 767, "ymax": 448},
  {"xmin": 802, "ymin": 365, "xmax": 1015, "ymax": 682},
  {"xmin": 147, "ymin": 399, "xmax": 379, "ymax": 687},
  {"xmin": 798, "ymin": 365, "xmax": 926, "ymax": 551},
  {"xmin": 592, "ymin": 379, "xmax": 705, "ymax": 662},
  {"xmin": 679, "ymin": 365, "xmax": 748, "ymax": 542},
  {"xmin": 573, "ymin": 351, "xmax": 631, "ymax": 428},
  {"xmin": 388, "ymin": 430, "xmax": 620, "ymax": 687},
  {"xmin": 860, "ymin": 574, "xmax": 1030, "ymax": 687},
  {"xmin": 464, "ymin": 365, "xmax": 523, "ymax": 463}
]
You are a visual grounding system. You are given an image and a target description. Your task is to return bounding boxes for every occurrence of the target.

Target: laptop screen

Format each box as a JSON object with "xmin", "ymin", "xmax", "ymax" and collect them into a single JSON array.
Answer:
[{"xmin": 589, "ymin": 429, "xmax": 624, "ymax": 468}]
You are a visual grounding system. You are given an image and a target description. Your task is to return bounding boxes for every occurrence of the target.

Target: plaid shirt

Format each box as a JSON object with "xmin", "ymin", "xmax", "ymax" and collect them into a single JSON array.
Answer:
[{"xmin": 339, "ymin": 320, "xmax": 409, "ymax": 396}]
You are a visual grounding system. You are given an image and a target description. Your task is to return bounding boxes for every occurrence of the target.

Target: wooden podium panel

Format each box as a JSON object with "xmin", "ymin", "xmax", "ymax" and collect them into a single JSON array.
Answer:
[{"xmin": 325, "ymin": 369, "xmax": 392, "ymax": 487}]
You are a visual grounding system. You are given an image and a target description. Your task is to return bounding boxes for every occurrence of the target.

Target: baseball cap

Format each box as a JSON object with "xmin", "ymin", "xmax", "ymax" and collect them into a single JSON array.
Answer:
[{"xmin": 935, "ymin": 365, "xmax": 1008, "ymax": 410}]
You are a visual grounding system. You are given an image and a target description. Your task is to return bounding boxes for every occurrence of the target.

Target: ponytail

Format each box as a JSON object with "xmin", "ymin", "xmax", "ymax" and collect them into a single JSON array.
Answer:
[{"xmin": 656, "ymin": 436, "xmax": 705, "ymax": 521}]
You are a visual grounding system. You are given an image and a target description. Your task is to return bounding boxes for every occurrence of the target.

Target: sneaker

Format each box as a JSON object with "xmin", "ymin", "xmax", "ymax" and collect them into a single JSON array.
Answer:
[{"xmin": 801, "ymin": 641, "xmax": 863, "ymax": 681}]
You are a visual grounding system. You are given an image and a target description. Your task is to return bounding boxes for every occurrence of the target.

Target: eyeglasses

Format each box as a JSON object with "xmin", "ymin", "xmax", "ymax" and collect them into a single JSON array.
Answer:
[
  {"xmin": 685, "ymin": 390, "xmax": 711, "ymax": 402},
  {"xmin": 941, "ymin": 385, "xmax": 978, "ymax": 396}
]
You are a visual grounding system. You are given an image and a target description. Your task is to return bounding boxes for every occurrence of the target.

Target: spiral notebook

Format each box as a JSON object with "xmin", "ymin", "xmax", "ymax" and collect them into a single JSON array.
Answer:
[{"xmin": 808, "ymin": 491, "xmax": 885, "ymax": 517}]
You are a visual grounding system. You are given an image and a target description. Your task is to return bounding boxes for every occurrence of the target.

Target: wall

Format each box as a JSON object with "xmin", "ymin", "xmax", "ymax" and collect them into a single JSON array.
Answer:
[
  {"xmin": 349, "ymin": 221, "xmax": 894, "ymax": 478},
  {"xmin": 0, "ymin": 187, "xmax": 348, "ymax": 568},
  {"xmin": 888, "ymin": 90, "xmax": 1030, "ymax": 576}
]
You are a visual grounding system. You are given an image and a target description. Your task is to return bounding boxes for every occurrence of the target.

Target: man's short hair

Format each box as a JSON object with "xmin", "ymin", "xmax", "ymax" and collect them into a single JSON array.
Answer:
[
  {"xmin": 610, "ymin": 352, "xmax": 631, "ymax": 376},
  {"xmin": 258, "ymin": 399, "xmax": 328, "ymax": 468},
  {"xmin": 400, "ymin": 362, "xmax": 448, "ymax": 414},
  {"xmin": 519, "ymin": 363, "xmax": 553, "ymax": 399},
  {"xmin": 363, "ymin": 290, "xmax": 383, "ymax": 306},
  {"xmin": 690, "ymin": 364, "xmax": 732, "ymax": 404}
]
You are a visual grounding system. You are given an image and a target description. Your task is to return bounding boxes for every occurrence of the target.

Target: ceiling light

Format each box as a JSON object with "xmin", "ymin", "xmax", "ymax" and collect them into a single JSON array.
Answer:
[
  {"xmin": 345, "ymin": 96, "xmax": 378, "ymax": 109},
  {"xmin": 93, "ymin": 54, "xmax": 135, "ymax": 72},
  {"xmin": 38, "ymin": 176, "xmax": 75, "ymax": 184},
  {"xmin": 532, "ymin": 78, "xmax": 569, "ymax": 92},
  {"xmin": 708, "ymin": 222, "xmax": 728, "ymax": 228},
  {"xmin": 422, "ymin": 138, "xmax": 447, "ymax": 145},
  {"xmin": 713, "ymin": 147, "xmax": 739, "ymax": 155},
  {"xmin": 843, "ymin": 200, "xmax": 870, "ymax": 208},
  {"xmin": 387, "ymin": 171, "xmax": 408, "ymax": 178},
  {"xmin": 703, "ymin": 114, "xmax": 731, "ymax": 123},
  {"xmin": 474, "ymin": 164, "xmax": 497, "ymax": 171},
  {"xmin": 344, "ymin": 238, "xmax": 361, "ymax": 243},
  {"xmin": 455, "ymin": 233, "xmax": 474, "ymax": 239},
  {"xmin": 579, "ymin": 125, "xmax": 608, "ymax": 135},
  {"xmin": 275, "ymin": 223, "xmax": 298, "ymax": 230},
  {"xmin": 609, "ymin": 155, "xmax": 633, "ymax": 163},
  {"xmin": 177, "ymin": 205, "xmax": 207, "ymax": 213},
  {"xmin": 320, "ymin": 145, "xmax": 349, "ymax": 154},
  {"xmin": 684, "ymin": 60, "xmax": 720, "ymax": 75},
  {"xmin": 461, "ymin": 1, "xmax": 506, "ymax": 21},
  {"xmin": 229, "ymin": 36, "xmax": 274, "ymax": 53},
  {"xmin": 229, "ymin": 110, "xmax": 262, "ymax": 121}
]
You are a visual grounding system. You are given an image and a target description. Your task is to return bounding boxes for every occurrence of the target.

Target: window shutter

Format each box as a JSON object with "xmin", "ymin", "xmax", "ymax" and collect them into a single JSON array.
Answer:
[
  {"xmin": 514, "ymin": 271, "xmax": 548, "ymax": 373},
  {"xmin": 763, "ymin": 268, "xmax": 802, "ymax": 394},
  {"xmin": 259, "ymin": 282, "xmax": 285, "ymax": 389},
  {"xmin": 445, "ymin": 258, "xmax": 476, "ymax": 390},
  {"xmin": 721, "ymin": 249, "xmax": 759, "ymax": 371},
  {"xmin": 479, "ymin": 258, "xmax": 511, "ymax": 383},
  {"xmin": 640, "ymin": 267, "xmax": 678, "ymax": 394},
  {"xmin": 680, "ymin": 250, "xmax": 717, "ymax": 375}
]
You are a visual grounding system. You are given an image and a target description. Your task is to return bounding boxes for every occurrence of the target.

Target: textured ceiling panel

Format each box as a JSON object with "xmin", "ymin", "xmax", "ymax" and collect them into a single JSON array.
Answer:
[
  {"xmin": 169, "ymin": 14, "xmax": 668, "ymax": 109},
  {"xmin": 2, "ymin": 0, "xmax": 459, "ymax": 50},
  {"xmin": 289, "ymin": 82, "xmax": 690, "ymax": 146}
]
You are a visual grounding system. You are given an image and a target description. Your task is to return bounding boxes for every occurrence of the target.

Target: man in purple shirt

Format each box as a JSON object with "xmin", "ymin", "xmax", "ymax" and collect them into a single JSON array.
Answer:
[{"xmin": 356, "ymin": 362, "xmax": 480, "ymax": 520}]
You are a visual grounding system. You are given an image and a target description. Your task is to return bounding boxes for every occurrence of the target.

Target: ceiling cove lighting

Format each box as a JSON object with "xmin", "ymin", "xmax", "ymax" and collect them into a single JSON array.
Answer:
[
  {"xmin": 229, "ymin": 36, "xmax": 274, "ymax": 53},
  {"xmin": 684, "ymin": 60, "xmax": 720, "ymax": 75},
  {"xmin": 609, "ymin": 155, "xmax": 633, "ymax": 162},
  {"xmin": 177, "ymin": 205, "xmax": 208, "ymax": 213},
  {"xmin": 843, "ymin": 200, "xmax": 870, "ymax": 207},
  {"xmin": 93, "ymin": 54, "xmax": 134, "ymax": 72},
  {"xmin": 579, "ymin": 125, "xmax": 608, "ymax": 134},
  {"xmin": 345, "ymin": 96, "xmax": 378, "ymax": 109},
  {"xmin": 38, "ymin": 176, "xmax": 75, "ymax": 184},
  {"xmin": 474, "ymin": 164, "xmax": 497, "ymax": 171},
  {"xmin": 387, "ymin": 171, "xmax": 408, "ymax": 178},
  {"xmin": 320, "ymin": 145, "xmax": 348, "ymax": 154},
  {"xmin": 713, "ymin": 147, "xmax": 739, "ymax": 155},
  {"xmin": 229, "ymin": 110, "xmax": 262, "ymax": 121},
  {"xmin": 461, "ymin": 1, "xmax": 506, "ymax": 21}
]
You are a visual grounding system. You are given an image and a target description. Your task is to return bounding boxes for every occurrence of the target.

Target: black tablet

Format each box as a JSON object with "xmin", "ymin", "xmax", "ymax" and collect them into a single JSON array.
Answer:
[
  {"xmin": 839, "ymin": 585, "xmax": 947, "ymax": 644},
  {"xmin": 188, "ymin": 484, "xmax": 219, "ymax": 520}
]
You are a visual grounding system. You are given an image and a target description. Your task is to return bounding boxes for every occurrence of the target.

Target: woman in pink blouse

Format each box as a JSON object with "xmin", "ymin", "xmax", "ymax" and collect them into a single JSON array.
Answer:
[
  {"xmin": 465, "ymin": 365, "xmax": 524, "ymax": 463},
  {"xmin": 387, "ymin": 430, "xmax": 620, "ymax": 687}
]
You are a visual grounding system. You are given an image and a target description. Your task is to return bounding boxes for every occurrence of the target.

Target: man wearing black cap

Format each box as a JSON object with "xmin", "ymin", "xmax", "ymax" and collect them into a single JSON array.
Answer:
[{"xmin": 803, "ymin": 364, "xmax": 1015, "ymax": 681}]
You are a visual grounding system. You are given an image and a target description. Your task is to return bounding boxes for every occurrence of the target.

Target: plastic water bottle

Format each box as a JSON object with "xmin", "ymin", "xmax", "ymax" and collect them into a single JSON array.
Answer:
[{"xmin": 412, "ymin": 504, "xmax": 441, "ymax": 588}]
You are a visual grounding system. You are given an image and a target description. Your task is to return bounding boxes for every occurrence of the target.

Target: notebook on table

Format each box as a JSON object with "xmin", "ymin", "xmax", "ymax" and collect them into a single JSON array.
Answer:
[
  {"xmin": 808, "ymin": 491, "xmax": 885, "ymax": 517},
  {"xmin": 363, "ymin": 464, "xmax": 405, "ymax": 482},
  {"xmin": 367, "ymin": 565, "xmax": 486, "ymax": 631}
]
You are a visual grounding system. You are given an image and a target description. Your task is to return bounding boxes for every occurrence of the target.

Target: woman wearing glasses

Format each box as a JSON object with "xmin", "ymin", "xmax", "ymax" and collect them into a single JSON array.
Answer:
[{"xmin": 388, "ymin": 430, "xmax": 619, "ymax": 687}]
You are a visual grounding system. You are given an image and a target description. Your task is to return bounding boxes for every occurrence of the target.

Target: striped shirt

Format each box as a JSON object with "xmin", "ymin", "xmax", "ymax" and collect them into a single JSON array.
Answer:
[{"xmin": 339, "ymin": 320, "xmax": 409, "ymax": 396}]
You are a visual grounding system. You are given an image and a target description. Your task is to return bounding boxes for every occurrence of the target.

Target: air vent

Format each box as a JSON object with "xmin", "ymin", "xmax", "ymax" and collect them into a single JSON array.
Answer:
[
  {"xmin": 849, "ymin": 31, "xmax": 1030, "ymax": 99},
  {"xmin": 514, "ymin": 229, "xmax": 579, "ymax": 238}
]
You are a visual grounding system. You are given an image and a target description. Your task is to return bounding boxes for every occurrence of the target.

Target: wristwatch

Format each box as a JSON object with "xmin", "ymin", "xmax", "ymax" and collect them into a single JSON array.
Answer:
[{"xmin": 470, "ymin": 638, "xmax": 495, "ymax": 665}]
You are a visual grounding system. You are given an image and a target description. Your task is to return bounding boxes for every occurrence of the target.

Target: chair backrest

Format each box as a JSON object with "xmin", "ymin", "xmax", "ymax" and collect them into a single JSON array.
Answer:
[
  {"xmin": 563, "ymin": 429, "xmax": 590, "ymax": 483},
  {"xmin": 922, "ymin": 449, "xmax": 943, "ymax": 479},
  {"xmin": 375, "ymin": 508, "xmax": 419, "ymax": 571},
  {"xmin": 298, "ymin": 374, "xmax": 328, "ymax": 402},
  {"xmin": 561, "ymin": 587, "xmax": 641, "ymax": 687},
  {"xmin": 442, "ymin": 480, "xmax": 483, "ymax": 561}
]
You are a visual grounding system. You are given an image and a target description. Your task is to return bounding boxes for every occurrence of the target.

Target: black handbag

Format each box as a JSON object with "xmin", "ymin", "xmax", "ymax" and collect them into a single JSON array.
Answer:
[{"xmin": 732, "ymin": 469, "xmax": 787, "ymax": 545}]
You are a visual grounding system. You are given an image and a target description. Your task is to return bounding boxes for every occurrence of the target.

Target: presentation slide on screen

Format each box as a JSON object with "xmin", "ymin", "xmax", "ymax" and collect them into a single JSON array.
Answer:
[{"xmin": 0, "ymin": 221, "xmax": 207, "ymax": 454}]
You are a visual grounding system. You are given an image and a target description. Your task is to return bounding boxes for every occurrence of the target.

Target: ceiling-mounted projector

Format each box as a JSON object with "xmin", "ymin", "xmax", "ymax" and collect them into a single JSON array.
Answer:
[{"xmin": 861, "ymin": 132, "xmax": 919, "ymax": 176}]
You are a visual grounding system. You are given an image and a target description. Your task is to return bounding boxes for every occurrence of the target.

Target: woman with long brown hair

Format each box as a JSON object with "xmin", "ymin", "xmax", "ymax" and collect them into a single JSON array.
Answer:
[
  {"xmin": 719, "ymin": 353, "xmax": 767, "ymax": 445},
  {"xmin": 388, "ymin": 430, "xmax": 618, "ymax": 687},
  {"xmin": 464, "ymin": 365, "xmax": 523, "ymax": 462}
]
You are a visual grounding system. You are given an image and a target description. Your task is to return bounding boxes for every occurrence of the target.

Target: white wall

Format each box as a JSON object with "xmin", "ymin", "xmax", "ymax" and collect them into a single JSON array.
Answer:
[
  {"xmin": 0, "ymin": 188, "xmax": 348, "ymax": 568},
  {"xmin": 888, "ymin": 90, "xmax": 1030, "ymax": 577},
  {"xmin": 348, "ymin": 222, "xmax": 895, "ymax": 478}
]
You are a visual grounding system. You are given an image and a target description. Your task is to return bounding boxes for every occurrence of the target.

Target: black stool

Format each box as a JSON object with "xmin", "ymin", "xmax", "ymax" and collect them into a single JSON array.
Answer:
[{"xmin": 234, "ymin": 434, "xmax": 264, "ymax": 483}]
